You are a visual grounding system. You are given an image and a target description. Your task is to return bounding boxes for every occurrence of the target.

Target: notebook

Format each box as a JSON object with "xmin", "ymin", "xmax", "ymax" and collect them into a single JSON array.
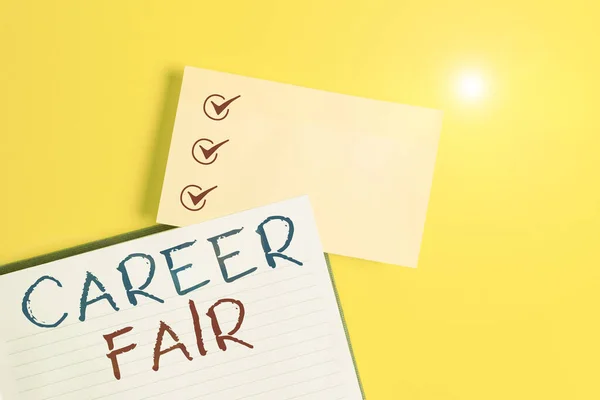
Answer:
[
  {"xmin": 157, "ymin": 66, "xmax": 443, "ymax": 268},
  {"xmin": 0, "ymin": 196, "xmax": 363, "ymax": 400}
]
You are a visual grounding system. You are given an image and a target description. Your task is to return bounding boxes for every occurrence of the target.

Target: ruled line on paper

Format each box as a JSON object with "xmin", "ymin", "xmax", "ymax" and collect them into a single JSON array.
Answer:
[
  {"xmin": 6, "ymin": 265, "xmax": 317, "ymax": 346},
  {"xmin": 232, "ymin": 376, "xmax": 342, "ymax": 400},
  {"xmin": 45, "ymin": 352, "xmax": 336, "ymax": 400},
  {"xmin": 24, "ymin": 339, "xmax": 333, "ymax": 396},
  {"xmin": 0, "ymin": 198, "xmax": 363, "ymax": 400},
  {"xmin": 17, "ymin": 306, "xmax": 330, "ymax": 391},
  {"xmin": 25, "ymin": 318, "xmax": 334, "ymax": 399},
  {"xmin": 8, "ymin": 274, "xmax": 317, "ymax": 361},
  {"xmin": 19, "ymin": 332, "xmax": 333, "ymax": 395},
  {"xmin": 15, "ymin": 295, "xmax": 325, "ymax": 382},
  {"xmin": 215, "ymin": 370, "xmax": 342, "ymax": 400},
  {"xmin": 14, "ymin": 315, "xmax": 328, "ymax": 391},
  {"xmin": 31, "ymin": 320, "xmax": 331, "ymax": 400},
  {"xmin": 7, "ymin": 285, "xmax": 183, "ymax": 343},
  {"xmin": 268, "ymin": 382, "xmax": 344, "ymax": 400},
  {"xmin": 9, "ymin": 280, "xmax": 320, "ymax": 369},
  {"xmin": 147, "ymin": 360, "xmax": 339, "ymax": 400},
  {"xmin": 11, "ymin": 298, "xmax": 324, "ymax": 388},
  {"xmin": 135, "ymin": 349, "xmax": 335, "ymax": 400}
]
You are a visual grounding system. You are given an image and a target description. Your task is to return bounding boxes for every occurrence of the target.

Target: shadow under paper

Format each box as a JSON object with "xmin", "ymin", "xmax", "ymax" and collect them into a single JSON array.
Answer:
[
  {"xmin": 0, "ymin": 225, "xmax": 174, "ymax": 275},
  {"xmin": 141, "ymin": 69, "xmax": 184, "ymax": 219},
  {"xmin": 1, "ymin": 70, "xmax": 185, "ymax": 275}
]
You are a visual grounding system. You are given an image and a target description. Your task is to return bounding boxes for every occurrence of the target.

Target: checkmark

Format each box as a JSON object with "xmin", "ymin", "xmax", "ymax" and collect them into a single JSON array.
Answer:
[
  {"xmin": 211, "ymin": 95, "xmax": 241, "ymax": 116},
  {"xmin": 199, "ymin": 139, "xmax": 229, "ymax": 159},
  {"xmin": 188, "ymin": 185, "xmax": 218, "ymax": 206}
]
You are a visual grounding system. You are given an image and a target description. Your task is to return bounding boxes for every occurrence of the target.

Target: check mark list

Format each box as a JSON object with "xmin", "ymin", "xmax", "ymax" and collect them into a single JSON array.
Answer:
[
  {"xmin": 199, "ymin": 139, "xmax": 229, "ymax": 159},
  {"xmin": 188, "ymin": 185, "xmax": 218, "ymax": 206},
  {"xmin": 211, "ymin": 95, "xmax": 241, "ymax": 116}
]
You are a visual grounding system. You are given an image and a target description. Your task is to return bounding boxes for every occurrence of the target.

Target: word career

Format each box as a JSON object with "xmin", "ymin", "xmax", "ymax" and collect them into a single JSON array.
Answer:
[
  {"xmin": 104, "ymin": 297, "xmax": 252, "ymax": 380},
  {"xmin": 21, "ymin": 215, "xmax": 302, "ymax": 329},
  {"xmin": 18, "ymin": 214, "xmax": 304, "ymax": 380}
]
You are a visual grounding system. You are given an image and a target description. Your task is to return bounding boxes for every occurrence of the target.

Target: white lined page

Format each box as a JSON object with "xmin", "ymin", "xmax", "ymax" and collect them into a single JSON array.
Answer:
[{"xmin": 0, "ymin": 196, "xmax": 363, "ymax": 400}]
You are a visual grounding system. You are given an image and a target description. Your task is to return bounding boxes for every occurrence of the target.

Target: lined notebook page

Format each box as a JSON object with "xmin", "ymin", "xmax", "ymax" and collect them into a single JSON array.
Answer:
[{"xmin": 0, "ymin": 196, "xmax": 363, "ymax": 400}]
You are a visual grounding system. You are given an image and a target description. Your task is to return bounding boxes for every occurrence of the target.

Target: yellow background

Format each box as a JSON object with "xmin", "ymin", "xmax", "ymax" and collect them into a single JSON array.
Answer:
[{"xmin": 1, "ymin": 0, "xmax": 599, "ymax": 398}]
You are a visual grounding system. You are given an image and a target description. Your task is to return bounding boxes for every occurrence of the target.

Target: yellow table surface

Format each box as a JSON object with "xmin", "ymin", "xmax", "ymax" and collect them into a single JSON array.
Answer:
[{"xmin": 1, "ymin": 1, "xmax": 599, "ymax": 398}]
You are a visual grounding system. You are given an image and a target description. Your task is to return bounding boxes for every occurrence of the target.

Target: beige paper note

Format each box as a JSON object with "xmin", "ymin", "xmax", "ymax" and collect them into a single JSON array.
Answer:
[{"xmin": 157, "ymin": 66, "xmax": 443, "ymax": 267}]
